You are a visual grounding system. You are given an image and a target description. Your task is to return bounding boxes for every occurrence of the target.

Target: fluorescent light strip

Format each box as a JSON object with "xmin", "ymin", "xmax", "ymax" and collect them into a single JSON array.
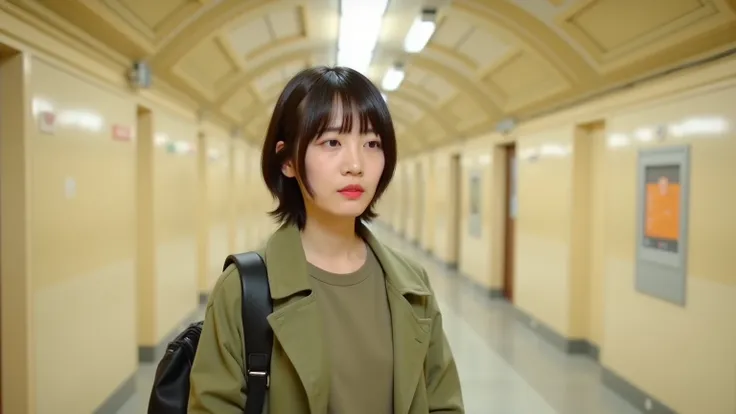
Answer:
[
  {"xmin": 381, "ymin": 67, "xmax": 404, "ymax": 91},
  {"xmin": 336, "ymin": 0, "xmax": 389, "ymax": 74},
  {"xmin": 404, "ymin": 17, "xmax": 436, "ymax": 53}
]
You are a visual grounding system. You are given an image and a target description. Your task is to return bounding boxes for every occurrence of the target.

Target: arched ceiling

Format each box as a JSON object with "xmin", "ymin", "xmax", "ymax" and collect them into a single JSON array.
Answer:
[{"xmin": 9, "ymin": 0, "xmax": 736, "ymax": 154}]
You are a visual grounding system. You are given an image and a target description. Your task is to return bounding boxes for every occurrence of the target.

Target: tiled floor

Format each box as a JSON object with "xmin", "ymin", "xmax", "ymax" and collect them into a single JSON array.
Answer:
[{"xmin": 120, "ymin": 224, "xmax": 642, "ymax": 414}]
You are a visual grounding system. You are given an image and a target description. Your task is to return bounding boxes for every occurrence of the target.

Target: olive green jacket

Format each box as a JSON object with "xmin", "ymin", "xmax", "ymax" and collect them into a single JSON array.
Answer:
[{"xmin": 187, "ymin": 222, "xmax": 464, "ymax": 413}]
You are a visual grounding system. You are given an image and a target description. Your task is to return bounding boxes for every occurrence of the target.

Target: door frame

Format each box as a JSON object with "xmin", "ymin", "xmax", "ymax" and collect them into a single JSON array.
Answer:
[{"xmin": 502, "ymin": 143, "xmax": 517, "ymax": 302}]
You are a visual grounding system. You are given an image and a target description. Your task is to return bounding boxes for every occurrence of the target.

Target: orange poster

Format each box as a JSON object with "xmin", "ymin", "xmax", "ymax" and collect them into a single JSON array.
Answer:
[{"xmin": 645, "ymin": 176, "xmax": 680, "ymax": 241}]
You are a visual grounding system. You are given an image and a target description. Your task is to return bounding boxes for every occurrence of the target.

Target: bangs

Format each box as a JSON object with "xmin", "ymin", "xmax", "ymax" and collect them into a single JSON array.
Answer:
[{"xmin": 297, "ymin": 74, "xmax": 390, "ymax": 143}]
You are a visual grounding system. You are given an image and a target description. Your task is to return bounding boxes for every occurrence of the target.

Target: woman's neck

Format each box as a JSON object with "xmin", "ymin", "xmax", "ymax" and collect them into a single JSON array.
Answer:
[{"xmin": 299, "ymin": 210, "xmax": 366, "ymax": 273}]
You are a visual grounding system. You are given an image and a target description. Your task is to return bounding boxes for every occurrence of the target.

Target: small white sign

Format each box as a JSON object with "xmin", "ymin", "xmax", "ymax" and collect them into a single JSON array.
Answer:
[
  {"xmin": 64, "ymin": 177, "xmax": 76, "ymax": 199},
  {"xmin": 39, "ymin": 111, "xmax": 56, "ymax": 134}
]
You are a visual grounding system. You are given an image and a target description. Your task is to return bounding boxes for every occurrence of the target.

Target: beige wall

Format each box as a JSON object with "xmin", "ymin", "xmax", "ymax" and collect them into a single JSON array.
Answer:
[
  {"xmin": 151, "ymin": 109, "xmax": 200, "ymax": 345},
  {"xmin": 599, "ymin": 82, "xmax": 735, "ymax": 414},
  {"xmin": 201, "ymin": 123, "xmax": 233, "ymax": 292},
  {"xmin": 26, "ymin": 56, "xmax": 139, "ymax": 414},
  {"xmin": 383, "ymin": 54, "xmax": 736, "ymax": 414},
  {"xmin": 0, "ymin": 13, "xmax": 274, "ymax": 413}
]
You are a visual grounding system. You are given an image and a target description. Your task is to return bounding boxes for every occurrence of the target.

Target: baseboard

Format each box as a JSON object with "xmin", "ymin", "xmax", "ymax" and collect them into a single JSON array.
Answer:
[
  {"xmin": 93, "ymin": 373, "xmax": 136, "ymax": 414},
  {"xmin": 457, "ymin": 271, "xmax": 505, "ymax": 301},
  {"xmin": 138, "ymin": 308, "xmax": 201, "ymax": 363},
  {"xmin": 602, "ymin": 367, "xmax": 678, "ymax": 413},
  {"xmin": 511, "ymin": 305, "xmax": 600, "ymax": 360}
]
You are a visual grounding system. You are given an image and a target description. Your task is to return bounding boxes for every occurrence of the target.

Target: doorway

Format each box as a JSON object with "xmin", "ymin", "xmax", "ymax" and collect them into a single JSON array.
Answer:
[
  {"xmin": 415, "ymin": 162, "xmax": 424, "ymax": 245},
  {"xmin": 449, "ymin": 154, "xmax": 461, "ymax": 267},
  {"xmin": 0, "ymin": 42, "xmax": 19, "ymax": 414},
  {"xmin": 502, "ymin": 143, "xmax": 517, "ymax": 302}
]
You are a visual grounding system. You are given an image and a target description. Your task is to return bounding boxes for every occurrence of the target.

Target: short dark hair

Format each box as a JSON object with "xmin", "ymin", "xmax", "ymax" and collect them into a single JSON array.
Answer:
[{"xmin": 260, "ymin": 66, "xmax": 397, "ymax": 229}]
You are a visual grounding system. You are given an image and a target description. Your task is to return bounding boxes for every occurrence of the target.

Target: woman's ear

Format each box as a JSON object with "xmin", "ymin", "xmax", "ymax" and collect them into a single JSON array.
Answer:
[{"xmin": 275, "ymin": 141, "xmax": 296, "ymax": 178}]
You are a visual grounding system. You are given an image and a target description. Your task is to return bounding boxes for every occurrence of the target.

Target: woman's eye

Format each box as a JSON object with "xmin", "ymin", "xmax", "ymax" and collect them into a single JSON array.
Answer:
[
  {"xmin": 366, "ymin": 140, "xmax": 382, "ymax": 149},
  {"xmin": 323, "ymin": 139, "xmax": 340, "ymax": 147}
]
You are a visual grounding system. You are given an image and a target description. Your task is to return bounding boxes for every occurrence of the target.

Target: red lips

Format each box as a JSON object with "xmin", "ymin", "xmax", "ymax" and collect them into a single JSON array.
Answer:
[
  {"xmin": 339, "ymin": 184, "xmax": 364, "ymax": 192},
  {"xmin": 338, "ymin": 184, "xmax": 364, "ymax": 200}
]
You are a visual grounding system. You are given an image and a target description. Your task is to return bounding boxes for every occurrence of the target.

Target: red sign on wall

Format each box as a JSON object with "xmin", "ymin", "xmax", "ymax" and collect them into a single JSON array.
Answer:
[
  {"xmin": 112, "ymin": 124, "xmax": 133, "ymax": 141},
  {"xmin": 38, "ymin": 111, "xmax": 56, "ymax": 134}
]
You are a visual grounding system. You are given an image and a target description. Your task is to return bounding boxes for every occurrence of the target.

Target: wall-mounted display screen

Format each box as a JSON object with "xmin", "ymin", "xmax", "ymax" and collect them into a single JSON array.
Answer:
[
  {"xmin": 643, "ymin": 164, "xmax": 681, "ymax": 253},
  {"xmin": 635, "ymin": 145, "xmax": 690, "ymax": 307}
]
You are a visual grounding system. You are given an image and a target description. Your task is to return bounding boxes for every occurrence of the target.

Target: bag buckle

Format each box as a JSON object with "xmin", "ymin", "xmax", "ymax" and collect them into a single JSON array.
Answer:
[{"xmin": 247, "ymin": 370, "xmax": 270, "ymax": 388}]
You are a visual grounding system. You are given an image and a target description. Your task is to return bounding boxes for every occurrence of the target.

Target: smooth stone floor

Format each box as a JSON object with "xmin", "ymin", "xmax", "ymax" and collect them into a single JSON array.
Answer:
[{"xmin": 118, "ymin": 224, "xmax": 641, "ymax": 414}]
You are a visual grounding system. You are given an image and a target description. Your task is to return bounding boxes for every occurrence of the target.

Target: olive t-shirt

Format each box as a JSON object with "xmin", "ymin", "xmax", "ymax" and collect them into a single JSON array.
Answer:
[{"xmin": 307, "ymin": 246, "xmax": 394, "ymax": 414}]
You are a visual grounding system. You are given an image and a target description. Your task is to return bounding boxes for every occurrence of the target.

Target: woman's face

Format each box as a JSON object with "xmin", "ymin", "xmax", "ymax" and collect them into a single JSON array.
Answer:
[{"xmin": 282, "ymin": 105, "xmax": 385, "ymax": 221}]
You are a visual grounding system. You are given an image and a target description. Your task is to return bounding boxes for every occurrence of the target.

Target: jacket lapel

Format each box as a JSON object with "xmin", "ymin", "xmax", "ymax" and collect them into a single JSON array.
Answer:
[
  {"xmin": 362, "ymin": 225, "xmax": 433, "ymax": 414},
  {"xmin": 262, "ymin": 224, "xmax": 329, "ymax": 414}
]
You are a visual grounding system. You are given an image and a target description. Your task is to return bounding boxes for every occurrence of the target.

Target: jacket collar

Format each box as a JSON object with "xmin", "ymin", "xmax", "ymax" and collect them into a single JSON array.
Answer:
[
  {"xmin": 263, "ymin": 221, "xmax": 431, "ymax": 299},
  {"xmin": 263, "ymin": 221, "xmax": 434, "ymax": 414}
]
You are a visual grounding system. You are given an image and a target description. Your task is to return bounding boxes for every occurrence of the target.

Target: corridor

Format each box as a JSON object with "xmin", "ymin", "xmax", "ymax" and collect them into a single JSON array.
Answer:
[
  {"xmin": 2, "ymin": 2, "xmax": 735, "ymax": 412},
  {"xmin": 119, "ymin": 222, "xmax": 641, "ymax": 414}
]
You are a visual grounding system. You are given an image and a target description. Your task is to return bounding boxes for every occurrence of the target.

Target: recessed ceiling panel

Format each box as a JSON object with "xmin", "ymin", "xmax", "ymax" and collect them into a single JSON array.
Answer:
[
  {"xmin": 222, "ymin": 87, "xmax": 256, "ymax": 121},
  {"xmin": 226, "ymin": 6, "xmax": 306, "ymax": 59},
  {"xmin": 267, "ymin": 6, "xmax": 304, "ymax": 39},
  {"xmin": 486, "ymin": 51, "xmax": 568, "ymax": 111},
  {"xmin": 568, "ymin": 0, "xmax": 705, "ymax": 52},
  {"xmin": 251, "ymin": 60, "xmax": 307, "ymax": 101},
  {"xmin": 227, "ymin": 18, "xmax": 273, "ymax": 57},
  {"xmin": 251, "ymin": 67, "xmax": 286, "ymax": 101},
  {"xmin": 415, "ymin": 115, "xmax": 446, "ymax": 143},
  {"xmin": 389, "ymin": 97, "xmax": 425, "ymax": 123},
  {"xmin": 280, "ymin": 60, "xmax": 307, "ymax": 80},
  {"xmin": 431, "ymin": 15, "xmax": 474, "ymax": 49},
  {"xmin": 403, "ymin": 70, "xmax": 425, "ymax": 89},
  {"xmin": 118, "ymin": 0, "xmax": 187, "ymax": 28},
  {"xmin": 456, "ymin": 28, "xmax": 512, "ymax": 71},
  {"xmin": 446, "ymin": 96, "xmax": 489, "ymax": 132},
  {"xmin": 424, "ymin": 75, "xmax": 458, "ymax": 106},
  {"xmin": 177, "ymin": 38, "xmax": 237, "ymax": 91},
  {"xmin": 403, "ymin": 67, "xmax": 458, "ymax": 107},
  {"xmin": 430, "ymin": 14, "xmax": 514, "ymax": 74}
]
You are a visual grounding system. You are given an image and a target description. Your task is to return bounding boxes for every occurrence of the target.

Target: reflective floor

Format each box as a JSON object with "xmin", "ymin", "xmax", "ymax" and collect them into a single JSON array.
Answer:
[{"xmin": 119, "ymin": 223, "xmax": 642, "ymax": 414}]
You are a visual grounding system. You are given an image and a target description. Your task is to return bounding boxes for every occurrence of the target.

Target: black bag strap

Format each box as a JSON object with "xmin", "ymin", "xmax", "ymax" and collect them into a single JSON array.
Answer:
[{"xmin": 223, "ymin": 252, "xmax": 272, "ymax": 414}]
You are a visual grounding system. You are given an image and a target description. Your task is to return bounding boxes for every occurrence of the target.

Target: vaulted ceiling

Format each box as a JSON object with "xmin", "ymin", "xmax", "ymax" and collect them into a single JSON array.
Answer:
[{"xmin": 7, "ymin": 0, "xmax": 736, "ymax": 155}]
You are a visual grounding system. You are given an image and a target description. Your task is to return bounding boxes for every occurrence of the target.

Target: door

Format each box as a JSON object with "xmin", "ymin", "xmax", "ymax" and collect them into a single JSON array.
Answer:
[
  {"xmin": 450, "ymin": 154, "xmax": 461, "ymax": 266},
  {"xmin": 503, "ymin": 143, "xmax": 517, "ymax": 302}
]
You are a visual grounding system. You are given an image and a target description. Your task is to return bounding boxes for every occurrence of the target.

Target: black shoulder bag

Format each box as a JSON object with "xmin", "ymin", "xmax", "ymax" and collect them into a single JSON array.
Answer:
[{"xmin": 147, "ymin": 251, "xmax": 273, "ymax": 414}]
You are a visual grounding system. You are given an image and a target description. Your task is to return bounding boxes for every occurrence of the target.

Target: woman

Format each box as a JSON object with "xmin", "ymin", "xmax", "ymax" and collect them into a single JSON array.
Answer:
[{"xmin": 188, "ymin": 66, "xmax": 464, "ymax": 414}]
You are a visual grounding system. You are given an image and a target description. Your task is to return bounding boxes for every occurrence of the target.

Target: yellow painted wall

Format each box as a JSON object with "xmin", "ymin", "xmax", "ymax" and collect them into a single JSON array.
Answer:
[
  {"xmin": 418, "ymin": 155, "xmax": 436, "ymax": 253},
  {"xmin": 151, "ymin": 109, "xmax": 200, "ymax": 344},
  {"xmin": 429, "ymin": 148, "xmax": 463, "ymax": 266},
  {"xmin": 600, "ymin": 82, "xmax": 736, "ymax": 414},
  {"xmin": 28, "ymin": 56, "xmax": 139, "ymax": 414},
  {"xmin": 0, "ymin": 8, "xmax": 274, "ymax": 413},
  {"xmin": 201, "ymin": 124, "xmax": 233, "ymax": 293},
  {"xmin": 232, "ymin": 139, "xmax": 249, "ymax": 253},
  {"xmin": 457, "ymin": 139, "xmax": 498, "ymax": 290},
  {"xmin": 515, "ymin": 125, "xmax": 575, "ymax": 334},
  {"xmin": 384, "ymin": 54, "xmax": 736, "ymax": 414}
]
